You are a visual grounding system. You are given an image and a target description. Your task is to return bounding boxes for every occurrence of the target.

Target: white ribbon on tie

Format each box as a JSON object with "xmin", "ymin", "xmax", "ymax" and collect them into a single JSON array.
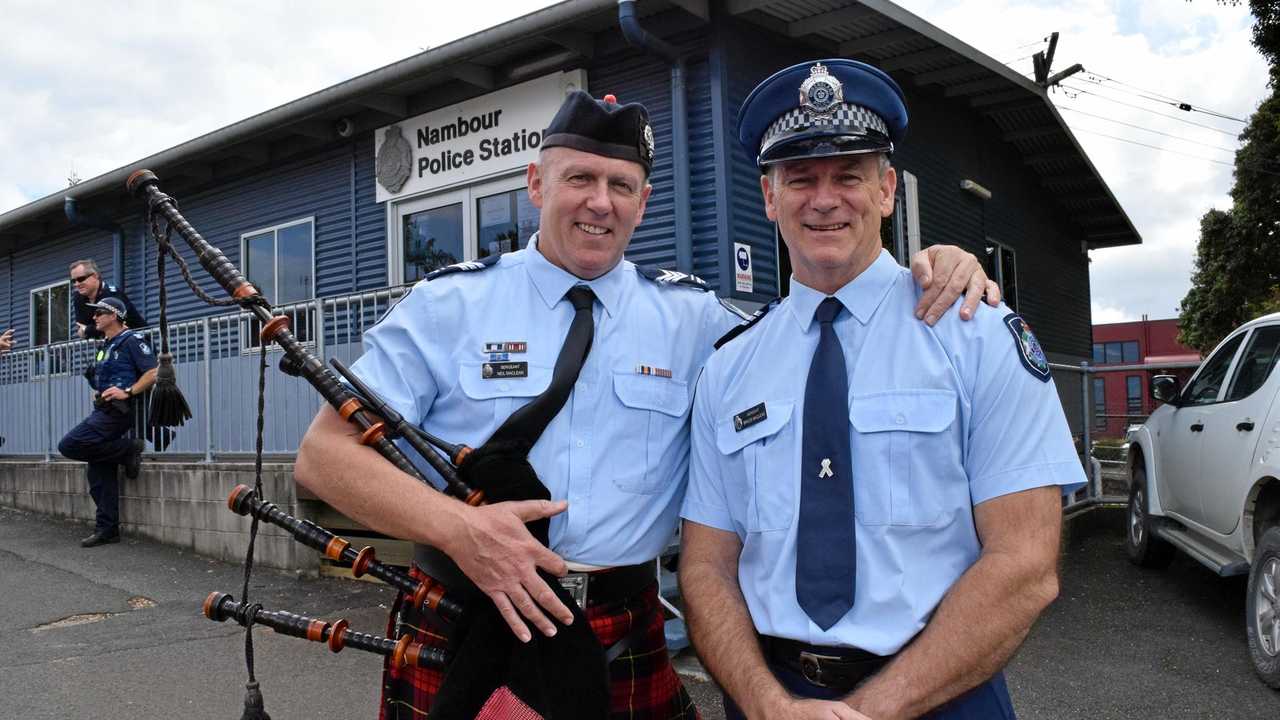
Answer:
[{"xmin": 818, "ymin": 458, "xmax": 834, "ymax": 478}]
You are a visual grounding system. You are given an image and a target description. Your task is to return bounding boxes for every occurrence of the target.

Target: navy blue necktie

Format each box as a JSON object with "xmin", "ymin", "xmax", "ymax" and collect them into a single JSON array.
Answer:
[{"xmin": 796, "ymin": 296, "xmax": 856, "ymax": 630}]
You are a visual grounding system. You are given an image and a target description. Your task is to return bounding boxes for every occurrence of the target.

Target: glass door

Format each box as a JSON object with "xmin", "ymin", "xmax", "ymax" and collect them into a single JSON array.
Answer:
[{"xmin": 395, "ymin": 188, "xmax": 470, "ymax": 285}]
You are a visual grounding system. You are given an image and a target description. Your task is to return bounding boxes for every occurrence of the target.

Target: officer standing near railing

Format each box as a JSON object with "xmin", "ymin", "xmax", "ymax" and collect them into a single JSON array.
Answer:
[{"xmin": 58, "ymin": 297, "xmax": 156, "ymax": 548}]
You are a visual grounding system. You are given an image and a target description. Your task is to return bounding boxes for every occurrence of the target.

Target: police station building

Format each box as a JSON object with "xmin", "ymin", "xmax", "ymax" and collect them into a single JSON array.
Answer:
[{"xmin": 0, "ymin": 0, "xmax": 1139, "ymax": 570}]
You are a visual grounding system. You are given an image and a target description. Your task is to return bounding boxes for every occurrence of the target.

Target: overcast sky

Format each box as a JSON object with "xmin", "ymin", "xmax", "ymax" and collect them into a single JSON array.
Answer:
[{"xmin": 1, "ymin": 0, "xmax": 1267, "ymax": 323}]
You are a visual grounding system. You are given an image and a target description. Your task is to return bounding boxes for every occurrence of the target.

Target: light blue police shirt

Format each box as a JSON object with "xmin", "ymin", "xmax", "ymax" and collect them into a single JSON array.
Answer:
[
  {"xmin": 351, "ymin": 235, "xmax": 739, "ymax": 566},
  {"xmin": 682, "ymin": 249, "xmax": 1085, "ymax": 655}
]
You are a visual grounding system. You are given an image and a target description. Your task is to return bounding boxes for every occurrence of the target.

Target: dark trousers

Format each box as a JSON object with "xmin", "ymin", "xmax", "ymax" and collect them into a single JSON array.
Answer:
[
  {"xmin": 724, "ymin": 661, "xmax": 1015, "ymax": 720},
  {"xmin": 58, "ymin": 407, "xmax": 134, "ymax": 534}
]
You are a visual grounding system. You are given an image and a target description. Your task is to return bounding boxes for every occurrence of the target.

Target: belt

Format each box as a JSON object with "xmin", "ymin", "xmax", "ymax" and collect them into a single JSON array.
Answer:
[
  {"xmin": 413, "ymin": 544, "xmax": 657, "ymax": 609},
  {"xmin": 760, "ymin": 635, "xmax": 891, "ymax": 690}
]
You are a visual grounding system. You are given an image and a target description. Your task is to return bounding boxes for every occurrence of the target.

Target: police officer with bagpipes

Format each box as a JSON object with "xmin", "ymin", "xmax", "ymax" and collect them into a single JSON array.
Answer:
[{"xmin": 124, "ymin": 86, "xmax": 992, "ymax": 718}]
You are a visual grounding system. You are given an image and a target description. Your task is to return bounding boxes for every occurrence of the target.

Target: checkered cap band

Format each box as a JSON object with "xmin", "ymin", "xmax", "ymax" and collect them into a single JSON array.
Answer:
[{"xmin": 761, "ymin": 102, "xmax": 889, "ymax": 153}]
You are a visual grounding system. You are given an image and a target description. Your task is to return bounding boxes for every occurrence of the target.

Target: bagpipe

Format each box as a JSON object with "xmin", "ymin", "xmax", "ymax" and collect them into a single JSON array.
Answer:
[{"xmin": 127, "ymin": 170, "xmax": 609, "ymax": 719}]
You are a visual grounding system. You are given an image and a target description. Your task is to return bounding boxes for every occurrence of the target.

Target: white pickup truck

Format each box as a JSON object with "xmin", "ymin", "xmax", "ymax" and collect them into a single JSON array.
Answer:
[{"xmin": 1124, "ymin": 311, "xmax": 1280, "ymax": 688}]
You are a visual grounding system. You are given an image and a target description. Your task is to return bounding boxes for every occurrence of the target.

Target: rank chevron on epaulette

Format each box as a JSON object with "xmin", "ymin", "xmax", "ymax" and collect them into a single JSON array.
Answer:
[
  {"xmin": 637, "ymin": 265, "xmax": 711, "ymax": 290},
  {"xmin": 425, "ymin": 253, "xmax": 501, "ymax": 281}
]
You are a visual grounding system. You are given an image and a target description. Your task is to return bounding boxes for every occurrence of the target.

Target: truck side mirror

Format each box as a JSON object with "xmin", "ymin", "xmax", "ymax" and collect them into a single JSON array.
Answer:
[{"xmin": 1151, "ymin": 375, "xmax": 1180, "ymax": 405}]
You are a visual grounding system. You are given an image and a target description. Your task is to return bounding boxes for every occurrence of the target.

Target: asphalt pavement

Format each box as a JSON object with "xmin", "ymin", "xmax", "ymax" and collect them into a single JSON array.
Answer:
[{"xmin": 1, "ymin": 505, "xmax": 1277, "ymax": 719}]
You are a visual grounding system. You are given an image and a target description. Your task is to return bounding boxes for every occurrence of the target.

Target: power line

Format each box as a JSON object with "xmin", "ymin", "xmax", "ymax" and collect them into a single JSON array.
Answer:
[
  {"xmin": 1058, "ymin": 105, "xmax": 1242, "ymax": 154},
  {"xmin": 1002, "ymin": 52, "xmax": 1036, "ymax": 67},
  {"xmin": 1072, "ymin": 128, "xmax": 1280, "ymax": 178},
  {"xmin": 1079, "ymin": 72, "xmax": 1248, "ymax": 123},
  {"xmin": 1059, "ymin": 83, "xmax": 1243, "ymax": 137}
]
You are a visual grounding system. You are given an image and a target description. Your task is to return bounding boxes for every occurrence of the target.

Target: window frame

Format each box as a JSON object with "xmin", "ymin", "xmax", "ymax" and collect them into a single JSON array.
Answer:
[
  {"xmin": 984, "ymin": 239, "xmax": 1018, "ymax": 312},
  {"xmin": 1092, "ymin": 376, "xmax": 1107, "ymax": 430},
  {"xmin": 29, "ymin": 279, "xmax": 74, "ymax": 348},
  {"xmin": 1125, "ymin": 375, "xmax": 1143, "ymax": 416},
  {"xmin": 1224, "ymin": 323, "xmax": 1280, "ymax": 402},
  {"xmin": 239, "ymin": 216, "xmax": 317, "ymax": 306},
  {"xmin": 1179, "ymin": 330, "xmax": 1248, "ymax": 406}
]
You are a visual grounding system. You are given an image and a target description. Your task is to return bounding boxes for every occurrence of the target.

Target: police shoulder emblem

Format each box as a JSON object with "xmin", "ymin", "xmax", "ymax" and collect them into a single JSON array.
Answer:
[
  {"xmin": 425, "ymin": 253, "xmax": 501, "ymax": 281},
  {"xmin": 799, "ymin": 62, "xmax": 843, "ymax": 118},
  {"xmin": 1003, "ymin": 313, "xmax": 1051, "ymax": 383},
  {"xmin": 637, "ymin": 265, "xmax": 710, "ymax": 291},
  {"xmin": 715, "ymin": 297, "xmax": 781, "ymax": 349}
]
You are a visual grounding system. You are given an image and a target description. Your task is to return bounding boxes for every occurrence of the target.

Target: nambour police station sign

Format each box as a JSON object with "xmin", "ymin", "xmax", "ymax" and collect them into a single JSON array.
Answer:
[{"xmin": 374, "ymin": 69, "xmax": 587, "ymax": 202}]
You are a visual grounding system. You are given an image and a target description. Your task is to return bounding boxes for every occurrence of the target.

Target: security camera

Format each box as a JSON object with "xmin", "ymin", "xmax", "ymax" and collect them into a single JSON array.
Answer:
[{"xmin": 335, "ymin": 117, "xmax": 356, "ymax": 138}]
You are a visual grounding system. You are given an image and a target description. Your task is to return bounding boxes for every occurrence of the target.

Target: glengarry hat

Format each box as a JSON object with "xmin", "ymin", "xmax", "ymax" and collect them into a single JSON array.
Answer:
[{"xmin": 541, "ymin": 90, "xmax": 655, "ymax": 176}]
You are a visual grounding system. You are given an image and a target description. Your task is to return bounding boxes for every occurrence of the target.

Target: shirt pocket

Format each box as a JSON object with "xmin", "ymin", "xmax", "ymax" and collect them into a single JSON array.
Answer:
[
  {"xmin": 716, "ymin": 402, "xmax": 797, "ymax": 533},
  {"xmin": 848, "ymin": 389, "xmax": 957, "ymax": 527},
  {"xmin": 457, "ymin": 362, "xmax": 553, "ymax": 425},
  {"xmin": 610, "ymin": 371, "xmax": 691, "ymax": 494}
]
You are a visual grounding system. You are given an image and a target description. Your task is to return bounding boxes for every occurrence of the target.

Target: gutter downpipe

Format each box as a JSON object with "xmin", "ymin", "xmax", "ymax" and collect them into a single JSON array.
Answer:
[
  {"xmin": 64, "ymin": 197, "xmax": 124, "ymax": 287},
  {"xmin": 618, "ymin": 0, "xmax": 692, "ymax": 273}
]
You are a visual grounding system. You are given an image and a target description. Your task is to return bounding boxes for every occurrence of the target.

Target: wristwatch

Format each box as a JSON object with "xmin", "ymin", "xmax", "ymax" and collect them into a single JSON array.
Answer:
[{"xmin": 124, "ymin": 386, "xmax": 133, "ymax": 397}]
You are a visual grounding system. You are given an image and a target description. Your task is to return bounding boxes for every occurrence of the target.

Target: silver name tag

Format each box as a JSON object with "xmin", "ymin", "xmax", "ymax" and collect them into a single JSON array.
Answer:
[{"xmin": 559, "ymin": 573, "xmax": 589, "ymax": 610}]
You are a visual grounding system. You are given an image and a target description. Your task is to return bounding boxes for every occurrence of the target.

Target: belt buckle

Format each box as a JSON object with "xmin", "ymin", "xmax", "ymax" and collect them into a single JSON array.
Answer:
[
  {"xmin": 798, "ymin": 650, "xmax": 842, "ymax": 688},
  {"xmin": 558, "ymin": 572, "xmax": 589, "ymax": 610}
]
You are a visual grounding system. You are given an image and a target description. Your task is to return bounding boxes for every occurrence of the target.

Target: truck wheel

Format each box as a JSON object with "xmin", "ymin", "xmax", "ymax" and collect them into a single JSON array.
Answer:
[
  {"xmin": 1247, "ymin": 526, "xmax": 1280, "ymax": 688},
  {"xmin": 1125, "ymin": 467, "xmax": 1174, "ymax": 569}
]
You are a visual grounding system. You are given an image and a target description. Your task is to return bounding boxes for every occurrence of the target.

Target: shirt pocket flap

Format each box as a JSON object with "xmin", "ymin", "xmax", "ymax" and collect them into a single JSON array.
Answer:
[
  {"xmin": 612, "ymin": 372, "xmax": 690, "ymax": 417},
  {"xmin": 458, "ymin": 362, "xmax": 552, "ymax": 400},
  {"xmin": 716, "ymin": 401, "xmax": 795, "ymax": 455},
  {"xmin": 849, "ymin": 390, "xmax": 957, "ymax": 434}
]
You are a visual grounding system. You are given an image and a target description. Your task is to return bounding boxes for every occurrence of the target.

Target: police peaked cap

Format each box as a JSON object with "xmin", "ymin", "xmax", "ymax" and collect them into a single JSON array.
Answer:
[
  {"xmin": 738, "ymin": 59, "xmax": 908, "ymax": 167},
  {"xmin": 86, "ymin": 297, "xmax": 127, "ymax": 320},
  {"xmin": 541, "ymin": 90, "xmax": 655, "ymax": 175}
]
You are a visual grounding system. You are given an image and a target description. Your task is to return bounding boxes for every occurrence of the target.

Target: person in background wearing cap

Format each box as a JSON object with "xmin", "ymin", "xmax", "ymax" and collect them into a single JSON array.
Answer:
[
  {"xmin": 295, "ymin": 87, "xmax": 993, "ymax": 718},
  {"xmin": 58, "ymin": 296, "xmax": 155, "ymax": 548},
  {"xmin": 70, "ymin": 258, "xmax": 146, "ymax": 340},
  {"xmin": 680, "ymin": 59, "xmax": 1085, "ymax": 720}
]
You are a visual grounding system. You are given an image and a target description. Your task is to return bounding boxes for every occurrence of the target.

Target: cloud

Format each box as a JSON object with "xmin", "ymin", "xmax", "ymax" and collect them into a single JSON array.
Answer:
[
  {"xmin": 896, "ymin": 0, "xmax": 1268, "ymax": 323},
  {"xmin": 0, "ymin": 0, "xmax": 555, "ymax": 215}
]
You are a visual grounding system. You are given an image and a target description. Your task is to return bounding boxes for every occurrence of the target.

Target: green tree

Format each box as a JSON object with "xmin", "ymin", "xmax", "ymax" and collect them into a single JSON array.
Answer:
[{"xmin": 1178, "ymin": 1, "xmax": 1280, "ymax": 351}]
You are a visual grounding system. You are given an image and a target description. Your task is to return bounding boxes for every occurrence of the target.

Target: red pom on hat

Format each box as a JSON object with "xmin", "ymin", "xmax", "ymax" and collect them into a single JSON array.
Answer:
[{"xmin": 603, "ymin": 94, "xmax": 617, "ymax": 104}]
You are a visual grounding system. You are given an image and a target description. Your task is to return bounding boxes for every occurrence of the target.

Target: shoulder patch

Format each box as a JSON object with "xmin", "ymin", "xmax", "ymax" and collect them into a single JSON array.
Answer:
[
  {"xmin": 636, "ymin": 265, "xmax": 711, "ymax": 291},
  {"xmin": 1003, "ymin": 313, "xmax": 1051, "ymax": 382},
  {"xmin": 425, "ymin": 253, "xmax": 501, "ymax": 281},
  {"xmin": 714, "ymin": 297, "xmax": 781, "ymax": 349}
]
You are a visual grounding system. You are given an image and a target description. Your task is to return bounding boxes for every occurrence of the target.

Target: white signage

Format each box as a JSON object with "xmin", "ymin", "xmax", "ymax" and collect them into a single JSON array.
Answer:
[
  {"xmin": 734, "ymin": 242, "xmax": 754, "ymax": 293},
  {"xmin": 373, "ymin": 69, "xmax": 587, "ymax": 202}
]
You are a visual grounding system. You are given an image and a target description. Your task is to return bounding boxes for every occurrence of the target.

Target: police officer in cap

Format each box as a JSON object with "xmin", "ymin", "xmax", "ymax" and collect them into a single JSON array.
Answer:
[
  {"xmin": 71, "ymin": 259, "xmax": 146, "ymax": 340},
  {"xmin": 59, "ymin": 296, "xmax": 155, "ymax": 547},
  {"xmin": 680, "ymin": 59, "xmax": 1085, "ymax": 719},
  {"xmin": 296, "ymin": 87, "xmax": 993, "ymax": 718}
]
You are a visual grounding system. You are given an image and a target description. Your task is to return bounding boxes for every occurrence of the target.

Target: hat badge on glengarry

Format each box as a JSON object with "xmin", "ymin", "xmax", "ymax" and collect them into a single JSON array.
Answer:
[
  {"xmin": 799, "ymin": 62, "xmax": 843, "ymax": 119},
  {"xmin": 642, "ymin": 123, "xmax": 655, "ymax": 162}
]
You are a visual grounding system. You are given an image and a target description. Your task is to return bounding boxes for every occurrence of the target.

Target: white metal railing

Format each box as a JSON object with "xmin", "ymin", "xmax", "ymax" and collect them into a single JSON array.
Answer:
[{"xmin": 0, "ymin": 285, "xmax": 409, "ymax": 460}]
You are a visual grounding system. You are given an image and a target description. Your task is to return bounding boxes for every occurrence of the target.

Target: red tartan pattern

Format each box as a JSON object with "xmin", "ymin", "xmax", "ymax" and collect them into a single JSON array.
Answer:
[{"xmin": 380, "ymin": 565, "xmax": 698, "ymax": 720}]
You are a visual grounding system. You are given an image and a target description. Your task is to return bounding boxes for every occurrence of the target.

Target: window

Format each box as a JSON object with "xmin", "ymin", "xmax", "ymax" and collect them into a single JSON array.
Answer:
[
  {"xmin": 403, "ymin": 203, "xmax": 464, "ymax": 283},
  {"xmin": 879, "ymin": 184, "xmax": 908, "ymax": 264},
  {"xmin": 984, "ymin": 241, "xmax": 1018, "ymax": 311},
  {"xmin": 1126, "ymin": 376, "xmax": 1143, "ymax": 416},
  {"xmin": 477, "ymin": 187, "xmax": 538, "ymax": 260},
  {"xmin": 1093, "ymin": 377, "xmax": 1107, "ymax": 429},
  {"xmin": 1091, "ymin": 341, "xmax": 1140, "ymax": 365},
  {"xmin": 1181, "ymin": 332, "xmax": 1246, "ymax": 405},
  {"xmin": 30, "ymin": 281, "xmax": 73, "ymax": 347},
  {"xmin": 241, "ymin": 218, "xmax": 315, "ymax": 348},
  {"xmin": 242, "ymin": 218, "xmax": 315, "ymax": 305},
  {"xmin": 1225, "ymin": 325, "xmax": 1280, "ymax": 401}
]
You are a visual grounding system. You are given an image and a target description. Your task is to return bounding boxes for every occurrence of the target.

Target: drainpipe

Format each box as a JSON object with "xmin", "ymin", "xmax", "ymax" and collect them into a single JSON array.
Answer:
[
  {"xmin": 618, "ymin": 0, "xmax": 692, "ymax": 273},
  {"xmin": 64, "ymin": 197, "xmax": 125, "ymax": 288}
]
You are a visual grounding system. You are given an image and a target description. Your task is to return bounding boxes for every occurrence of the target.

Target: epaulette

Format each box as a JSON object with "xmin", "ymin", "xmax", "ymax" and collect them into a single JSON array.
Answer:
[
  {"xmin": 636, "ymin": 265, "xmax": 711, "ymax": 291},
  {"xmin": 425, "ymin": 253, "xmax": 501, "ymax": 280},
  {"xmin": 714, "ymin": 297, "xmax": 781, "ymax": 349}
]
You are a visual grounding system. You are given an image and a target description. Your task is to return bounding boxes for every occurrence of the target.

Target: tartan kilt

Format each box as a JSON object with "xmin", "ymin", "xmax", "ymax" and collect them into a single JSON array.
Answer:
[{"xmin": 380, "ymin": 565, "xmax": 699, "ymax": 720}]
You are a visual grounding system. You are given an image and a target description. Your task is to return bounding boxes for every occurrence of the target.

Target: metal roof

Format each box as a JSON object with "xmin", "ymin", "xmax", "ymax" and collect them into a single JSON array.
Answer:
[{"xmin": 0, "ymin": 0, "xmax": 1139, "ymax": 251}]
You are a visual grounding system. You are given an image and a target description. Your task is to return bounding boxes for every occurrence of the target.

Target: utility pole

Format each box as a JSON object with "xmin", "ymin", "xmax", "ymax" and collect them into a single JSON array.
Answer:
[{"xmin": 1031, "ymin": 32, "xmax": 1084, "ymax": 88}]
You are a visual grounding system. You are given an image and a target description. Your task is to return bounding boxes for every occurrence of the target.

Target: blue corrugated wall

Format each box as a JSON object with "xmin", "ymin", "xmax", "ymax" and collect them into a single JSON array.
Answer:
[{"xmin": 8, "ymin": 227, "xmax": 115, "ymax": 345}]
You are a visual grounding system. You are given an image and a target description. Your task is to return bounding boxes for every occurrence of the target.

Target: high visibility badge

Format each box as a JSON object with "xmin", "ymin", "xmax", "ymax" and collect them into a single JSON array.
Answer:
[{"xmin": 1004, "ymin": 313, "xmax": 1051, "ymax": 383}]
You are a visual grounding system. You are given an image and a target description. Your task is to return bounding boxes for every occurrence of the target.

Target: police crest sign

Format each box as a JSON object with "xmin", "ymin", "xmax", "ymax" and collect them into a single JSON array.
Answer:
[{"xmin": 1003, "ymin": 313, "xmax": 1051, "ymax": 382}]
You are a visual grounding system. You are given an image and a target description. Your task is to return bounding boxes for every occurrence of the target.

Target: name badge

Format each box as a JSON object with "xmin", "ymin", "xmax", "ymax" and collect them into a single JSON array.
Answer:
[
  {"xmin": 733, "ymin": 402, "xmax": 767, "ymax": 432},
  {"xmin": 482, "ymin": 361, "xmax": 528, "ymax": 379}
]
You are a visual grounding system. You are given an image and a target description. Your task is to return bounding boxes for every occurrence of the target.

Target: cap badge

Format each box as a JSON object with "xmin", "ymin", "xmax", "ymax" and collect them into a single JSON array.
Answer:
[
  {"xmin": 642, "ymin": 123, "xmax": 655, "ymax": 162},
  {"xmin": 799, "ymin": 62, "xmax": 843, "ymax": 119}
]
